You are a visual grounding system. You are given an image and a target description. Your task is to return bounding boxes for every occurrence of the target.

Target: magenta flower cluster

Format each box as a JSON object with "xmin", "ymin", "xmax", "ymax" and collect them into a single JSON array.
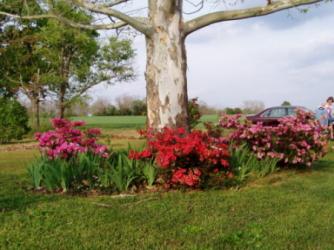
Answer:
[
  {"xmin": 220, "ymin": 110, "xmax": 328, "ymax": 166},
  {"xmin": 35, "ymin": 118, "xmax": 109, "ymax": 159}
]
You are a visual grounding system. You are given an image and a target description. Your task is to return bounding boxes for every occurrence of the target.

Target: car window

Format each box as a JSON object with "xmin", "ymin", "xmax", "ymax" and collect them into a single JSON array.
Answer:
[
  {"xmin": 268, "ymin": 108, "xmax": 286, "ymax": 117},
  {"xmin": 261, "ymin": 110, "xmax": 271, "ymax": 117},
  {"xmin": 287, "ymin": 108, "xmax": 296, "ymax": 116}
]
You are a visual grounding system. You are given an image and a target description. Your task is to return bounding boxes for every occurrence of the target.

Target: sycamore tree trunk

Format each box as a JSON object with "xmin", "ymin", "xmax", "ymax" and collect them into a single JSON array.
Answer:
[{"xmin": 146, "ymin": 0, "xmax": 189, "ymax": 130}]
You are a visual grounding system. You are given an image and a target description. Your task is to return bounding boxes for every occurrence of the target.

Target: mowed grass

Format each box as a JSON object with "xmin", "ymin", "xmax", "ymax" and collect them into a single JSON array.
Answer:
[
  {"xmin": 71, "ymin": 114, "xmax": 219, "ymax": 130},
  {"xmin": 2, "ymin": 144, "xmax": 334, "ymax": 249}
]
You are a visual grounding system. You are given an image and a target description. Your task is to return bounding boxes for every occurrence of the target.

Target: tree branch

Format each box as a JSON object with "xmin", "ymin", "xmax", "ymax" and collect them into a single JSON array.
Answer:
[
  {"xmin": 184, "ymin": 0, "xmax": 324, "ymax": 36},
  {"xmin": 62, "ymin": 84, "xmax": 95, "ymax": 107},
  {"xmin": 103, "ymin": 0, "xmax": 129, "ymax": 7},
  {"xmin": 0, "ymin": 10, "xmax": 127, "ymax": 30},
  {"xmin": 71, "ymin": 0, "xmax": 152, "ymax": 35}
]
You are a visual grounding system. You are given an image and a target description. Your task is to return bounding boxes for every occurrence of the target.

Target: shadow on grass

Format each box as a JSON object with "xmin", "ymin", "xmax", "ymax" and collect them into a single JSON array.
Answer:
[
  {"xmin": 312, "ymin": 160, "xmax": 334, "ymax": 173},
  {"xmin": 0, "ymin": 193, "xmax": 63, "ymax": 212},
  {"xmin": 277, "ymin": 159, "xmax": 334, "ymax": 175},
  {"xmin": 0, "ymin": 174, "xmax": 64, "ymax": 212}
]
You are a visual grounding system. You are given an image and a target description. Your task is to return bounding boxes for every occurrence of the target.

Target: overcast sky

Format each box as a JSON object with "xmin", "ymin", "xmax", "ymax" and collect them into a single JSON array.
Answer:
[{"xmin": 90, "ymin": 1, "xmax": 334, "ymax": 110}]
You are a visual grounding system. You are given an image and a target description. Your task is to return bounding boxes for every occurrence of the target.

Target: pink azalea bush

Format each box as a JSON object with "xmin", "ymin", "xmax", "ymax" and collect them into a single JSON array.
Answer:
[
  {"xmin": 35, "ymin": 118, "xmax": 109, "ymax": 160},
  {"xmin": 220, "ymin": 110, "xmax": 328, "ymax": 166},
  {"xmin": 129, "ymin": 127, "xmax": 230, "ymax": 187}
]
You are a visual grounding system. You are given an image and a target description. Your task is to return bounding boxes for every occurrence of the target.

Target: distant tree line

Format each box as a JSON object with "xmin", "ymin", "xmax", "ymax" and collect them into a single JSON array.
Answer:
[
  {"xmin": 90, "ymin": 96, "xmax": 147, "ymax": 116},
  {"xmin": 88, "ymin": 98, "xmax": 270, "ymax": 117},
  {"xmin": 22, "ymin": 95, "xmax": 287, "ymax": 118}
]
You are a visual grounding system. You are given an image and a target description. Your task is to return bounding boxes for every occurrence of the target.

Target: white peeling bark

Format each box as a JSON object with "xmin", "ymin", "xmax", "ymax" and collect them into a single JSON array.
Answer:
[{"xmin": 145, "ymin": 0, "xmax": 189, "ymax": 130}]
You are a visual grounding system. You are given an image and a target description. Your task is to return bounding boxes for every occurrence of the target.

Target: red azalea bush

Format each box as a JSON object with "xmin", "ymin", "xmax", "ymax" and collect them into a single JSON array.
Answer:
[
  {"xmin": 35, "ymin": 118, "xmax": 109, "ymax": 160},
  {"xmin": 129, "ymin": 127, "xmax": 230, "ymax": 187},
  {"xmin": 220, "ymin": 110, "xmax": 327, "ymax": 166}
]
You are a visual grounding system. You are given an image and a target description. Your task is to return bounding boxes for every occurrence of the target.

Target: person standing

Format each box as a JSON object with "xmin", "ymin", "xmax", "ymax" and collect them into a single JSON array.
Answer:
[{"xmin": 316, "ymin": 96, "xmax": 334, "ymax": 139}]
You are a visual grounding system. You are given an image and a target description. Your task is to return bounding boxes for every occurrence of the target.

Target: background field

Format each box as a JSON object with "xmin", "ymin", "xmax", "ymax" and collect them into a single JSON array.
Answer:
[{"xmin": 71, "ymin": 114, "xmax": 219, "ymax": 130}]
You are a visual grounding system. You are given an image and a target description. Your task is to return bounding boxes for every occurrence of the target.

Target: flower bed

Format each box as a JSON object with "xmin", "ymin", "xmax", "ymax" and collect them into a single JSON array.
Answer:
[{"xmin": 28, "ymin": 111, "xmax": 329, "ymax": 194}]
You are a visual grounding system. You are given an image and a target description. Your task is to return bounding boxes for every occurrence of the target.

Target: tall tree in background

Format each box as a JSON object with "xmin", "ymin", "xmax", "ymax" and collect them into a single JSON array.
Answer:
[
  {"xmin": 39, "ymin": 1, "xmax": 99, "ymax": 118},
  {"xmin": 39, "ymin": 1, "xmax": 135, "ymax": 118},
  {"xmin": 0, "ymin": 0, "xmax": 326, "ymax": 129},
  {"xmin": 0, "ymin": 27, "xmax": 52, "ymax": 130},
  {"xmin": 0, "ymin": 1, "xmax": 52, "ymax": 129},
  {"xmin": 0, "ymin": 0, "xmax": 135, "ymax": 125}
]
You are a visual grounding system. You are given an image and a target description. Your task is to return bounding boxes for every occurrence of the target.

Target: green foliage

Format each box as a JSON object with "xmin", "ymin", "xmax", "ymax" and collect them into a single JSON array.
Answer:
[
  {"xmin": 0, "ymin": 83, "xmax": 14, "ymax": 98},
  {"xmin": 230, "ymin": 145, "xmax": 258, "ymax": 182},
  {"xmin": 230, "ymin": 145, "xmax": 279, "ymax": 182},
  {"xmin": 92, "ymin": 98, "xmax": 147, "ymax": 116},
  {"xmin": 27, "ymin": 149, "xmax": 159, "ymax": 193},
  {"xmin": 142, "ymin": 161, "xmax": 158, "ymax": 186},
  {"xmin": 96, "ymin": 37, "xmax": 135, "ymax": 84},
  {"xmin": 130, "ymin": 99, "xmax": 147, "ymax": 116},
  {"xmin": 188, "ymin": 97, "xmax": 202, "ymax": 129},
  {"xmin": 257, "ymin": 157, "xmax": 280, "ymax": 177},
  {"xmin": 0, "ymin": 0, "xmax": 135, "ymax": 120},
  {"xmin": 107, "ymin": 151, "xmax": 140, "ymax": 192},
  {"xmin": 224, "ymin": 107, "xmax": 243, "ymax": 115},
  {"xmin": 27, "ymin": 153, "xmax": 107, "ymax": 192},
  {"xmin": 281, "ymin": 101, "xmax": 292, "ymax": 106},
  {"xmin": 41, "ymin": 158, "xmax": 70, "ymax": 192},
  {"xmin": 0, "ymin": 97, "xmax": 30, "ymax": 143},
  {"xmin": 27, "ymin": 159, "xmax": 43, "ymax": 189},
  {"xmin": 38, "ymin": 1, "xmax": 99, "ymax": 111},
  {"xmin": 0, "ymin": 1, "xmax": 55, "ymax": 129},
  {"xmin": 39, "ymin": 4, "xmax": 135, "ymax": 115},
  {"xmin": 0, "ymin": 9, "xmax": 50, "ymax": 103},
  {"xmin": 71, "ymin": 153, "xmax": 102, "ymax": 189}
]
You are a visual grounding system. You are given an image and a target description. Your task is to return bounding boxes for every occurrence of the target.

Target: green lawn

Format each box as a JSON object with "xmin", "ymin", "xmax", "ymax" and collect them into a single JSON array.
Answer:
[
  {"xmin": 1, "ymin": 146, "xmax": 334, "ymax": 249},
  {"xmin": 71, "ymin": 114, "xmax": 219, "ymax": 130}
]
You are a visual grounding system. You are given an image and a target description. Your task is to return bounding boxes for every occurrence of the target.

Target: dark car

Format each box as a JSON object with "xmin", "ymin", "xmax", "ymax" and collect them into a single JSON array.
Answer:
[{"xmin": 246, "ymin": 106, "xmax": 312, "ymax": 126}]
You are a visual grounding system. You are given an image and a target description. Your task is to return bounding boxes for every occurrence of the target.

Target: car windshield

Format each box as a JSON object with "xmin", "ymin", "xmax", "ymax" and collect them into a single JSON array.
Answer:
[{"xmin": 261, "ymin": 110, "xmax": 271, "ymax": 117}]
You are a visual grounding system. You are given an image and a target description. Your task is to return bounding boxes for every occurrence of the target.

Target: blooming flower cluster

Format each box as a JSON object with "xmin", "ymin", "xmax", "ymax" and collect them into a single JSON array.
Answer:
[
  {"xmin": 128, "ymin": 149, "xmax": 152, "ymax": 160},
  {"xmin": 35, "ymin": 118, "xmax": 109, "ymax": 159},
  {"xmin": 129, "ymin": 127, "xmax": 230, "ymax": 187},
  {"xmin": 220, "ymin": 110, "xmax": 328, "ymax": 166},
  {"xmin": 171, "ymin": 168, "xmax": 202, "ymax": 187}
]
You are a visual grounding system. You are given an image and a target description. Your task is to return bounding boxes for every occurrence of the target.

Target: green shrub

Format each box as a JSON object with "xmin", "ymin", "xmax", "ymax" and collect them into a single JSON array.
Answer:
[{"xmin": 0, "ymin": 97, "xmax": 30, "ymax": 143}]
